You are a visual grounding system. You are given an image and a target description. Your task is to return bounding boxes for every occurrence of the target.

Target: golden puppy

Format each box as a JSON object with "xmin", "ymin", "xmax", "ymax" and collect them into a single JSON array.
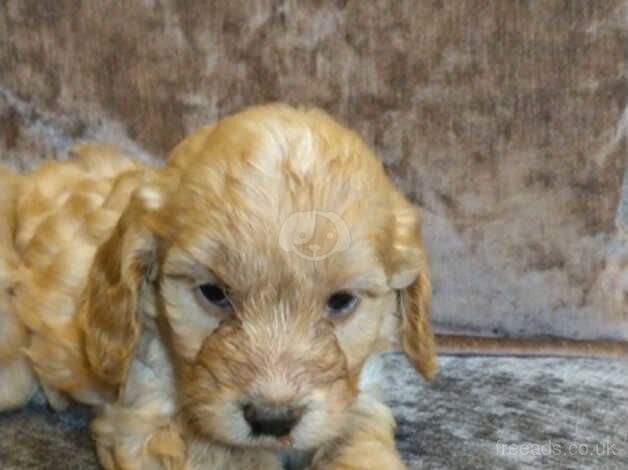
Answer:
[{"xmin": 0, "ymin": 104, "xmax": 434, "ymax": 469}]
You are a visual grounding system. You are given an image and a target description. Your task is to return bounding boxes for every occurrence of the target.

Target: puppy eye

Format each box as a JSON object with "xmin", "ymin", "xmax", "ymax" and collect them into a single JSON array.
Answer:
[
  {"xmin": 325, "ymin": 291, "xmax": 358, "ymax": 316},
  {"xmin": 198, "ymin": 283, "xmax": 230, "ymax": 307}
]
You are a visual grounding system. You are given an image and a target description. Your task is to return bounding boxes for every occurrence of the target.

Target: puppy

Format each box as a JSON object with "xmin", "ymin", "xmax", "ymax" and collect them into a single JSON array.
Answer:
[{"xmin": 0, "ymin": 104, "xmax": 435, "ymax": 469}]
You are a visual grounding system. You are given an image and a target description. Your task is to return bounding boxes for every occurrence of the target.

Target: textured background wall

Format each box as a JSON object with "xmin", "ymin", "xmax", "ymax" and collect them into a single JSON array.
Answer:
[{"xmin": 1, "ymin": 0, "xmax": 626, "ymax": 340}]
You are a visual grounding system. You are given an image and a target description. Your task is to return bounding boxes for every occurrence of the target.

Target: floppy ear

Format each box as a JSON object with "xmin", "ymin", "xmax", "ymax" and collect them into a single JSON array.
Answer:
[
  {"xmin": 390, "ymin": 192, "xmax": 436, "ymax": 380},
  {"xmin": 78, "ymin": 193, "xmax": 157, "ymax": 387}
]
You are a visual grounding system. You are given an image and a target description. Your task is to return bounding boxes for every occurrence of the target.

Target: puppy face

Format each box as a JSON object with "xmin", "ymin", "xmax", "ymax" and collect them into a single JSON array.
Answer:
[{"xmin": 80, "ymin": 104, "xmax": 435, "ymax": 451}]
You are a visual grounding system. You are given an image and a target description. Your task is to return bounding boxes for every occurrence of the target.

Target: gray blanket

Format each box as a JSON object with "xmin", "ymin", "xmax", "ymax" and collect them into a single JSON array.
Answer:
[{"xmin": 1, "ymin": 354, "xmax": 626, "ymax": 469}]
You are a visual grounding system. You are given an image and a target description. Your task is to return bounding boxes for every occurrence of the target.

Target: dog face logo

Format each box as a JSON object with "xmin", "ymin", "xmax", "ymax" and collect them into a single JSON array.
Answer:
[{"xmin": 279, "ymin": 211, "xmax": 351, "ymax": 260}]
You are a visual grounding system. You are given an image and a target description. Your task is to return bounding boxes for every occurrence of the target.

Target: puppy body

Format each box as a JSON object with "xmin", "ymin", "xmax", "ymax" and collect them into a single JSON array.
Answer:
[
  {"xmin": 4, "ymin": 105, "xmax": 624, "ymax": 469},
  {"xmin": 0, "ymin": 105, "xmax": 435, "ymax": 469}
]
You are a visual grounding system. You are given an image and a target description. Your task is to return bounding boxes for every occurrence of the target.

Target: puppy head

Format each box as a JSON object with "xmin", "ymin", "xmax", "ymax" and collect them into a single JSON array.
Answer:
[{"xmin": 81, "ymin": 104, "xmax": 434, "ymax": 450}]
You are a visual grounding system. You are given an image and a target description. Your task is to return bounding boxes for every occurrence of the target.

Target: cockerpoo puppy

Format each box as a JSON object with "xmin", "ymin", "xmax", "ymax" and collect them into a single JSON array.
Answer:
[{"xmin": 0, "ymin": 104, "xmax": 435, "ymax": 469}]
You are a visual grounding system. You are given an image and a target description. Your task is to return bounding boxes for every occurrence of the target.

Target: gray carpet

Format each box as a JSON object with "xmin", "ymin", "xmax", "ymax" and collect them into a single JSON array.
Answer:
[{"xmin": 1, "ymin": 355, "xmax": 626, "ymax": 469}]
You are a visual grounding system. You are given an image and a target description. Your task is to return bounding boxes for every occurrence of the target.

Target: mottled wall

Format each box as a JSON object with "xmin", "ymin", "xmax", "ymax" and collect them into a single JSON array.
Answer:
[{"xmin": 1, "ymin": 1, "xmax": 626, "ymax": 340}]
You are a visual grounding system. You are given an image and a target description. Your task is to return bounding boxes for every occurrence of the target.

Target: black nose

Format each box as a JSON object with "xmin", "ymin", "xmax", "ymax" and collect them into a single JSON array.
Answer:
[{"xmin": 242, "ymin": 403, "xmax": 302, "ymax": 437}]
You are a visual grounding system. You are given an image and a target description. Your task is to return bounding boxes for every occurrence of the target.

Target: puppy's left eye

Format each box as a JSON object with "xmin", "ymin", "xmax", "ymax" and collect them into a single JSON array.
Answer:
[
  {"xmin": 198, "ymin": 283, "xmax": 230, "ymax": 307},
  {"xmin": 326, "ymin": 291, "xmax": 358, "ymax": 316}
]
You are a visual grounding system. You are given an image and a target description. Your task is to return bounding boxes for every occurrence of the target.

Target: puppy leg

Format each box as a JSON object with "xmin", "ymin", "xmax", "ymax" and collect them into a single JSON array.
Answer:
[
  {"xmin": 41, "ymin": 382, "xmax": 70, "ymax": 411},
  {"xmin": 90, "ymin": 407, "xmax": 186, "ymax": 470},
  {"xmin": 0, "ymin": 258, "xmax": 36, "ymax": 411},
  {"xmin": 0, "ymin": 354, "xmax": 36, "ymax": 411},
  {"xmin": 311, "ymin": 397, "xmax": 407, "ymax": 470},
  {"xmin": 92, "ymin": 410, "xmax": 285, "ymax": 470},
  {"xmin": 0, "ymin": 167, "xmax": 36, "ymax": 411},
  {"xmin": 185, "ymin": 438, "xmax": 283, "ymax": 470}
]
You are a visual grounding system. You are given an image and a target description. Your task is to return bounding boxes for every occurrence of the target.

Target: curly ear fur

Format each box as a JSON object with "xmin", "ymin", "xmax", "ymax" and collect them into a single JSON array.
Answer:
[
  {"xmin": 398, "ymin": 267, "xmax": 435, "ymax": 379},
  {"xmin": 390, "ymin": 193, "xmax": 436, "ymax": 379},
  {"xmin": 79, "ymin": 198, "xmax": 156, "ymax": 387}
]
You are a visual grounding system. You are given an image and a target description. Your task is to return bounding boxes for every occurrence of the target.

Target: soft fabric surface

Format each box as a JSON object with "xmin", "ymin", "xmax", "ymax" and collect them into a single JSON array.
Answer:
[{"xmin": 1, "ymin": 354, "xmax": 626, "ymax": 469}]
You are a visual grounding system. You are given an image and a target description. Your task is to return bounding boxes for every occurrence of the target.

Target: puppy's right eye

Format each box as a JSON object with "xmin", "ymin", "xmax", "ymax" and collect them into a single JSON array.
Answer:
[
  {"xmin": 198, "ymin": 283, "xmax": 230, "ymax": 307},
  {"xmin": 325, "ymin": 291, "xmax": 358, "ymax": 317}
]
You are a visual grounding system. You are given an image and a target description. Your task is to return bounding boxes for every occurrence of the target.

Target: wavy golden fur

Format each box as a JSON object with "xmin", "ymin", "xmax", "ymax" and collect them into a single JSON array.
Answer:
[{"xmin": 0, "ymin": 104, "xmax": 435, "ymax": 469}]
